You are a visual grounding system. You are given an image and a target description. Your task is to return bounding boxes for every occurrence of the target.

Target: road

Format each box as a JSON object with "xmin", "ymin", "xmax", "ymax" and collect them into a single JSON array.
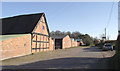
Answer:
[{"xmin": 2, "ymin": 46, "xmax": 115, "ymax": 69}]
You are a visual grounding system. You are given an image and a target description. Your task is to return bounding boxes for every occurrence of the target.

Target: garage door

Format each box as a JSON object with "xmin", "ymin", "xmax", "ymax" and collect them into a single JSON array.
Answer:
[{"xmin": 55, "ymin": 39, "xmax": 62, "ymax": 49}]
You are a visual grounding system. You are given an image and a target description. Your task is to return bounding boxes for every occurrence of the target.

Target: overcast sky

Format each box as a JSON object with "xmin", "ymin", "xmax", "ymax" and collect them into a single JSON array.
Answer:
[{"xmin": 2, "ymin": 2, "xmax": 118, "ymax": 40}]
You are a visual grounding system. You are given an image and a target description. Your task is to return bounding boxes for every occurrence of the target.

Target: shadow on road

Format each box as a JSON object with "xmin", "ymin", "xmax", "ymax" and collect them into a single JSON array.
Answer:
[{"xmin": 2, "ymin": 57, "xmax": 110, "ymax": 69}]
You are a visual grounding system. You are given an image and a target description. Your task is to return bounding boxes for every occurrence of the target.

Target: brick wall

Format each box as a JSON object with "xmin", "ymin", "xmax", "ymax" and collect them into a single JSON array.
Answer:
[
  {"xmin": 77, "ymin": 42, "xmax": 80, "ymax": 46},
  {"xmin": 71, "ymin": 40, "xmax": 77, "ymax": 47},
  {"xmin": 74, "ymin": 41, "xmax": 77, "ymax": 47},
  {"xmin": 49, "ymin": 37, "xmax": 55, "ymax": 51},
  {"xmin": 31, "ymin": 15, "xmax": 50, "ymax": 53},
  {"xmin": 71, "ymin": 40, "xmax": 78, "ymax": 47},
  {"xmin": 31, "ymin": 35, "xmax": 49, "ymax": 53},
  {"xmin": 77, "ymin": 41, "xmax": 84, "ymax": 46},
  {"xmin": 33, "ymin": 15, "xmax": 48, "ymax": 35},
  {"xmin": 62, "ymin": 35, "xmax": 71, "ymax": 49},
  {"xmin": 1, "ymin": 34, "xmax": 31, "ymax": 60},
  {"xmin": 71, "ymin": 40, "xmax": 74, "ymax": 47}
]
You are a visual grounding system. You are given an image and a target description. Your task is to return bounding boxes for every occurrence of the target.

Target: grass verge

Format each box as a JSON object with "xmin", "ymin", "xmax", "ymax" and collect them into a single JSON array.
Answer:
[{"xmin": 65, "ymin": 45, "xmax": 94, "ymax": 49}]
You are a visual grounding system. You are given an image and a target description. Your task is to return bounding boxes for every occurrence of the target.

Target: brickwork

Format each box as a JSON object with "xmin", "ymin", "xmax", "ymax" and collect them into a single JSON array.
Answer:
[
  {"xmin": 74, "ymin": 41, "xmax": 77, "ymax": 47},
  {"xmin": 49, "ymin": 37, "xmax": 55, "ymax": 51},
  {"xmin": 1, "ymin": 14, "xmax": 52, "ymax": 60},
  {"xmin": 1, "ymin": 34, "xmax": 31, "ymax": 60},
  {"xmin": 77, "ymin": 41, "xmax": 84, "ymax": 46},
  {"xmin": 71, "ymin": 40, "xmax": 77, "ymax": 47},
  {"xmin": 33, "ymin": 16, "xmax": 48, "ymax": 35},
  {"xmin": 62, "ymin": 35, "xmax": 71, "ymax": 49},
  {"xmin": 31, "ymin": 15, "xmax": 50, "ymax": 53}
]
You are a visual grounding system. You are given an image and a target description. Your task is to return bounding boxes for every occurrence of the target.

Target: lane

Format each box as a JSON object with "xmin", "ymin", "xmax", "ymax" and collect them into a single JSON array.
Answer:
[{"xmin": 2, "ymin": 46, "xmax": 115, "ymax": 69}]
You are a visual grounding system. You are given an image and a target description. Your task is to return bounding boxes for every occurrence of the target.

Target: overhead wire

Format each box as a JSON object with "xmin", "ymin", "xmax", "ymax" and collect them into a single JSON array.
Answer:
[
  {"xmin": 94, "ymin": 1, "xmax": 115, "ymax": 39},
  {"xmin": 105, "ymin": 1, "xmax": 115, "ymax": 28}
]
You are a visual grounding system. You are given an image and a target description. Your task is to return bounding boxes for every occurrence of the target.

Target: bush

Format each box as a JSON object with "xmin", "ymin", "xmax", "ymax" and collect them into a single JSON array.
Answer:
[
  {"xmin": 85, "ymin": 41, "xmax": 90, "ymax": 46},
  {"xmin": 96, "ymin": 43, "xmax": 104, "ymax": 49}
]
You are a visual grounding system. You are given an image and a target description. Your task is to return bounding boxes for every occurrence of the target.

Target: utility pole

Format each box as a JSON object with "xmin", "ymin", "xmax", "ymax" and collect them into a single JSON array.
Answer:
[{"xmin": 105, "ymin": 28, "xmax": 106, "ymax": 40}]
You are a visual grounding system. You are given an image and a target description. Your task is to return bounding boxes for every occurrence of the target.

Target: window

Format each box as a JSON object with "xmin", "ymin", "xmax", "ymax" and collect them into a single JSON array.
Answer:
[
  {"xmin": 24, "ymin": 44, "xmax": 26, "ymax": 47},
  {"xmin": 42, "ymin": 26, "xmax": 45, "ymax": 30}
]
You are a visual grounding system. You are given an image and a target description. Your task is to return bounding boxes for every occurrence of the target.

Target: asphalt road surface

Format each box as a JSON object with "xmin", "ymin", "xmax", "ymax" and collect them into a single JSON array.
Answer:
[{"xmin": 2, "ymin": 46, "xmax": 115, "ymax": 69}]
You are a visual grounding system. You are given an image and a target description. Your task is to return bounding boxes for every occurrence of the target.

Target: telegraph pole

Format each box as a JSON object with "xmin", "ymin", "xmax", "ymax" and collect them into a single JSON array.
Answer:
[{"xmin": 105, "ymin": 28, "xmax": 106, "ymax": 40}]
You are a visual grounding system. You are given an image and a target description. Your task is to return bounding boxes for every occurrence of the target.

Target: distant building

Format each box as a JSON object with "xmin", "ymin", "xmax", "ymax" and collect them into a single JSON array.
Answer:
[
  {"xmin": 70, "ymin": 38, "xmax": 77, "ymax": 47},
  {"xmin": 51, "ymin": 35, "xmax": 71, "ymax": 49},
  {"xmin": 76, "ymin": 39, "xmax": 84, "ymax": 46},
  {"xmin": 76, "ymin": 39, "xmax": 82, "ymax": 42}
]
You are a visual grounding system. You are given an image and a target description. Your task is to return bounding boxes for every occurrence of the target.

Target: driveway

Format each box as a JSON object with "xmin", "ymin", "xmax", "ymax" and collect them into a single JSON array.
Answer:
[{"xmin": 2, "ymin": 46, "xmax": 115, "ymax": 69}]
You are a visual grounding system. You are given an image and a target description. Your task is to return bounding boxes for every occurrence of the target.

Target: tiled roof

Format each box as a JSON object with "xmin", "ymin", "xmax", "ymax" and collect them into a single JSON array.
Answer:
[
  {"xmin": 51, "ymin": 35, "xmax": 68, "ymax": 39},
  {"xmin": 1, "ymin": 13, "xmax": 50, "ymax": 35}
]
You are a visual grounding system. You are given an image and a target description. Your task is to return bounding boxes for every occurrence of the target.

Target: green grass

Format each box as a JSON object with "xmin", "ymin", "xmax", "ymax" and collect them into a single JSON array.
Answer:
[
  {"xmin": 65, "ymin": 46, "xmax": 83, "ymax": 49},
  {"xmin": 98, "ymin": 45, "xmax": 103, "ymax": 49},
  {"xmin": 89, "ymin": 44, "xmax": 95, "ymax": 47},
  {"xmin": 65, "ymin": 45, "xmax": 94, "ymax": 49}
]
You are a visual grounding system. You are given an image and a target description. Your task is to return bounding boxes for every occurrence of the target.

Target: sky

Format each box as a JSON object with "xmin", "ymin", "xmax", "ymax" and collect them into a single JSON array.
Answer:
[
  {"xmin": 118, "ymin": 2, "xmax": 120, "ymax": 31},
  {"xmin": 2, "ymin": 2, "xmax": 118, "ymax": 40}
]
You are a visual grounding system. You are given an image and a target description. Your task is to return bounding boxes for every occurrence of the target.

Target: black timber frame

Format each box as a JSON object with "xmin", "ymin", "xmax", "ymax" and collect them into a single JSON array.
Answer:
[
  {"xmin": 31, "ymin": 32, "xmax": 49, "ymax": 52},
  {"xmin": 30, "ymin": 13, "xmax": 50, "ymax": 53}
]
